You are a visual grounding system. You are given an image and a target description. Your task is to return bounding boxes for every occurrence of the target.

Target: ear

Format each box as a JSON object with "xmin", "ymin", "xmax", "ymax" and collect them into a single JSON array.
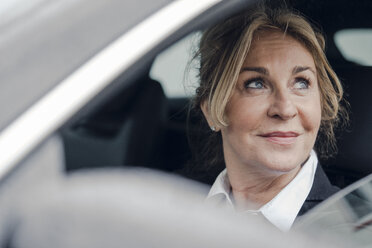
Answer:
[{"xmin": 200, "ymin": 101, "xmax": 218, "ymax": 131}]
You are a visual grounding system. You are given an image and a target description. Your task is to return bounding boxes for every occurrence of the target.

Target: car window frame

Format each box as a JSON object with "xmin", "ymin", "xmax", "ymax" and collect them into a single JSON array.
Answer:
[{"xmin": 0, "ymin": 0, "xmax": 255, "ymax": 183}]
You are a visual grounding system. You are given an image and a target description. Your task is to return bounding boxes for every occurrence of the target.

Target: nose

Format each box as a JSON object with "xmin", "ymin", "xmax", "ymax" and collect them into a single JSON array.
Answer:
[{"xmin": 267, "ymin": 89, "xmax": 297, "ymax": 120}]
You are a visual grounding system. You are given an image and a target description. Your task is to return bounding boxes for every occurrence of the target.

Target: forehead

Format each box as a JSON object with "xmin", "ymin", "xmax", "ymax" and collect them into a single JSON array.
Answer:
[
  {"xmin": 253, "ymin": 30, "xmax": 300, "ymax": 47},
  {"xmin": 245, "ymin": 30, "xmax": 314, "ymax": 65}
]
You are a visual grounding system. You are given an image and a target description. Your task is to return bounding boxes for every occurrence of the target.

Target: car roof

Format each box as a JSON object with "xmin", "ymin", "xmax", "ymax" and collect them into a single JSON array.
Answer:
[{"xmin": 0, "ymin": 0, "xmax": 172, "ymax": 131}]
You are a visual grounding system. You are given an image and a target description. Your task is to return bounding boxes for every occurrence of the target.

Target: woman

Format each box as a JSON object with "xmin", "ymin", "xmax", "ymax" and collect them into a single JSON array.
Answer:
[{"xmin": 189, "ymin": 6, "xmax": 348, "ymax": 231}]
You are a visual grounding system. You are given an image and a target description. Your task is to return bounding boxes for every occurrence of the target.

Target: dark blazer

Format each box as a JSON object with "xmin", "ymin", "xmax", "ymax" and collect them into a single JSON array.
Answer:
[{"xmin": 298, "ymin": 164, "xmax": 339, "ymax": 216}]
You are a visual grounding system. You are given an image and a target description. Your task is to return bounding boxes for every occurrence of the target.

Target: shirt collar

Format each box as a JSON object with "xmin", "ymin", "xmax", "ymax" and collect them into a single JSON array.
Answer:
[
  {"xmin": 205, "ymin": 150, "xmax": 318, "ymax": 231},
  {"xmin": 206, "ymin": 169, "xmax": 234, "ymax": 210}
]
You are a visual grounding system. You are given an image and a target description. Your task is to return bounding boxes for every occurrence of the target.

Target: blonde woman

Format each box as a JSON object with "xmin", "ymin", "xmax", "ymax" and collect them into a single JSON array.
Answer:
[{"xmin": 189, "ymin": 6, "xmax": 348, "ymax": 231}]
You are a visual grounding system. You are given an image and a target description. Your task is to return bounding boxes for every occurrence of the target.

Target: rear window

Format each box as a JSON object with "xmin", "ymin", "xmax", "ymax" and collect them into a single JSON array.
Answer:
[
  {"xmin": 334, "ymin": 29, "xmax": 372, "ymax": 66},
  {"xmin": 150, "ymin": 32, "xmax": 201, "ymax": 98}
]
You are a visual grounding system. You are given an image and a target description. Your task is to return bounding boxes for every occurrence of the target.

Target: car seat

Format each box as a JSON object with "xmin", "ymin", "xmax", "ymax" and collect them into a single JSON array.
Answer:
[{"xmin": 61, "ymin": 76, "xmax": 167, "ymax": 171}]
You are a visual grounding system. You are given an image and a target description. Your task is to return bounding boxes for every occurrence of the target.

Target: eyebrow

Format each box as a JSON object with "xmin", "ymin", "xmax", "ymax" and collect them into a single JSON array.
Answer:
[
  {"xmin": 292, "ymin": 66, "xmax": 316, "ymax": 75},
  {"xmin": 240, "ymin": 67, "xmax": 269, "ymax": 75},
  {"xmin": 240, "ymin": 66, "xmax": 316, "ymax": 75}
]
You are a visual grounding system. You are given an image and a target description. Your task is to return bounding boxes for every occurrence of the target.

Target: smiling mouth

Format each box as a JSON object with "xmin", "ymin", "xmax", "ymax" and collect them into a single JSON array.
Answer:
[{"xmin": 259, "ymin": 132, "xmax": 299, "ymax": 145}]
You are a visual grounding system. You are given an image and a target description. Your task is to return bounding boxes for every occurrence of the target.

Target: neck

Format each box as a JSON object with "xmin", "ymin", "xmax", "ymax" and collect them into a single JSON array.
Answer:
[{"xmin": 227, "ymin": 164, "xmax": 301, "ymax": 211}]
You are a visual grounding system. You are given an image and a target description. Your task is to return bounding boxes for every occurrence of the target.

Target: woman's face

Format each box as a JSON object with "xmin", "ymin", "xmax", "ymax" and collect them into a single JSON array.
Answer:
[{"xmin": 221, "ymin": 30, "xmax": 321, "ymax": 174}]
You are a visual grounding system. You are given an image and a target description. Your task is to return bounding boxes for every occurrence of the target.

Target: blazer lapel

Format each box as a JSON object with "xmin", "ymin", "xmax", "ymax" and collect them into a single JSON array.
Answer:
[{"xmin": 298, "ymin": 164, "xmax": 339, "ymax": 216}]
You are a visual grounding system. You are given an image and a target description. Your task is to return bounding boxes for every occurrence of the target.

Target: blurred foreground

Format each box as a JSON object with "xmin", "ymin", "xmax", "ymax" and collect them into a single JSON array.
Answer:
[{"xmin": 0, "ymin": 137, "xmax": 358, "ymax": 248}]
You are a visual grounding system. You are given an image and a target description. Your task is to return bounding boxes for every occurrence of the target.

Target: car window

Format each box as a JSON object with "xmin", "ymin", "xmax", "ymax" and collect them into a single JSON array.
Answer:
[
  {"xmin": 334, "ymin": 29, "xmax": 372, "ymax": 66},
  {"xmin": 150, "ymin": 32, "xmax": 201, "ymax": 98}
]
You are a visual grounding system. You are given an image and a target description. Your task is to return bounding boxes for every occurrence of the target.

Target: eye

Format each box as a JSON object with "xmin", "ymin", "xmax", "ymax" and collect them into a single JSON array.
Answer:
[
  {"xmin": 293, "ymin": 78, "xmax": 310, "ymax": 89},
  {"xmin": 244, "ymin": 78, "xmax": 265, "ymax": 89}
]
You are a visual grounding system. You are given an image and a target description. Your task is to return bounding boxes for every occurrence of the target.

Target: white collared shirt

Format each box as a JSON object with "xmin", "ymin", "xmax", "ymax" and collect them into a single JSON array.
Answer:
[{"xmin": 205, "ymin": 150, "xmax": 318, "ymax": 231}]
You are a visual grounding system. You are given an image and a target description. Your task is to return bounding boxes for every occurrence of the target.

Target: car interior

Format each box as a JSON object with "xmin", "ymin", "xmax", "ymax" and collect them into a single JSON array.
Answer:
[{"xmin": 60, "ymin": 0, "xmax": 372, "ymax": 189}]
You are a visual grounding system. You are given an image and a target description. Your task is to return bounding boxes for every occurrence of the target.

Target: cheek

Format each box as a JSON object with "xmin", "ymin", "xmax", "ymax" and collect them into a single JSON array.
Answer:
[
  {"xmin": 224, "ymin": 95, "xmax": 267, "ymax": 132},
  {"xmin": 300, "ymin": 93, "xmax": 322, "ymax": 133}
]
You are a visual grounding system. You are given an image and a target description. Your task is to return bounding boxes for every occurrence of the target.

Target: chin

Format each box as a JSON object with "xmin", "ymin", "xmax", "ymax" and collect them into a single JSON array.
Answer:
[{"xmin": 258, "ymin": 153, "xmax": 306, "ymax": 174}]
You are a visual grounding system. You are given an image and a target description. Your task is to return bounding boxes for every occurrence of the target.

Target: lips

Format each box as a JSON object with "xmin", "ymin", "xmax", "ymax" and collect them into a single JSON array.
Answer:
[{"xmin": 259, "ymin": 132, "xmax": 299, "ymax": 145}]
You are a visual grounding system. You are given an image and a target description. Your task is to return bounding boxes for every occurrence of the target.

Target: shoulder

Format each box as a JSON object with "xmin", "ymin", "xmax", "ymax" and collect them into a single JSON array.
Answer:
[{"xmin": 298, "ymin": 164, "xmax": 339, "ymax": 216}]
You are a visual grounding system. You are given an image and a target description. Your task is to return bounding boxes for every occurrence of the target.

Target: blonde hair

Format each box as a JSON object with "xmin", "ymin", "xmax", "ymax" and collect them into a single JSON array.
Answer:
[{"xmin": 194, "ymin": 7, "xmax": 348, "ymax": 158}]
